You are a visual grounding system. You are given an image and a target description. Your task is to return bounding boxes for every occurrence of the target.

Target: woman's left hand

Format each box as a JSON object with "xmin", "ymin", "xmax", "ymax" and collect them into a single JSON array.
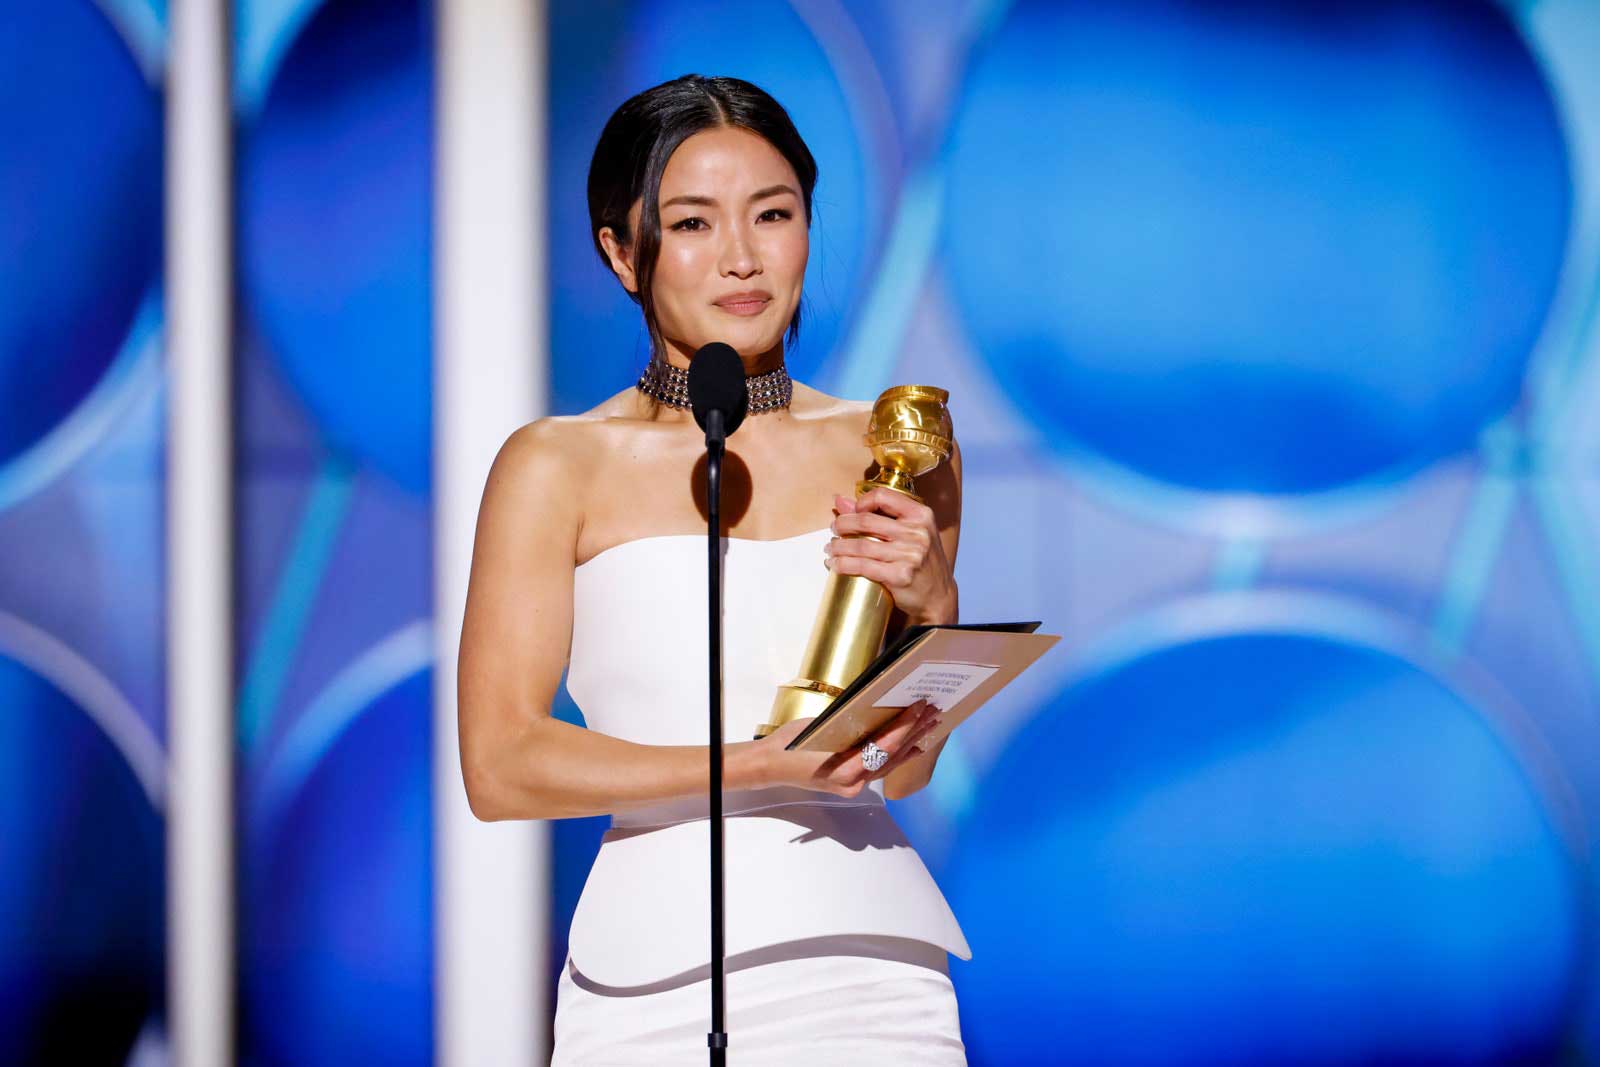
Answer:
[{"xmin": 824, "ymin": 489, "xmax": 958, "ymax": 626}]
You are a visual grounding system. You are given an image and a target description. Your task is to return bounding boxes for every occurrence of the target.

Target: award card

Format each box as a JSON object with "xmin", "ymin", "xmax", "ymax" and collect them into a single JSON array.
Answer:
[{"xmin": 786, "ymin": 622, "xmax": 1060, "ymax": 754}]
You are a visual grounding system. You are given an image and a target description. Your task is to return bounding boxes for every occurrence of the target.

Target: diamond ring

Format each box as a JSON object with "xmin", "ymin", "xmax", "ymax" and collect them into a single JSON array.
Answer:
[{"xmin": 860, "ymin": 740, "xmax": 889, "ymax": 773}]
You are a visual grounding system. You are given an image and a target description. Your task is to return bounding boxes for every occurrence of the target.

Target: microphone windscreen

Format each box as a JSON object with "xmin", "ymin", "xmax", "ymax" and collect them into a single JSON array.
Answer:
[{"xmin": 688, "ymin": 342, "xmax": 748, "ymax": 437}]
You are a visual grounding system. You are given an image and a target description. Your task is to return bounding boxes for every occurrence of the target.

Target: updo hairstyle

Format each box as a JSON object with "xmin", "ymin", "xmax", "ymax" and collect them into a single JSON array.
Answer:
[{"xmin": 586, "ymin": 74, "xmax": 819, "ymax": 348}]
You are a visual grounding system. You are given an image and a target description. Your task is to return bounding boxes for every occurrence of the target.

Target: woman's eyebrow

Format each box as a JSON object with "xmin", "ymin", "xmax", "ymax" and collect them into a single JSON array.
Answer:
[
  {"xmin": 661, "ymin": 184, "xmax": 798, "ymax": 210},
  {"xmin": 749, "ymin": 183, "xmax": 798, "ymax": 202}
]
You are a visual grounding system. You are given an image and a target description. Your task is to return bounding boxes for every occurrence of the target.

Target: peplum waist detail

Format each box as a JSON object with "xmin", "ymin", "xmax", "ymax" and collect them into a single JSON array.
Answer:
[{"xmin": 568, "ymin": 799, "xmax": 972, "ymax": 988}]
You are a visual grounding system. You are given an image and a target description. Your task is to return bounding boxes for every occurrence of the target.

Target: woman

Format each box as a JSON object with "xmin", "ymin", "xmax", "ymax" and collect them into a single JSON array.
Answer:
[{"xmin": 458, "ymin": 74, "xmax": 970, "ymax": 1064}]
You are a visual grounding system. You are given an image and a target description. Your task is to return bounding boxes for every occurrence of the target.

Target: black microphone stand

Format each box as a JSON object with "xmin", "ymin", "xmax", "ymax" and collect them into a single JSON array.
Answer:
[
  {"xmin": 704, "ymin": 407, "xmax": 729, "ymax": 1065},
  {"xmin": 688, "ymin": 341, "xmax": 744, "ymax": 1063}
]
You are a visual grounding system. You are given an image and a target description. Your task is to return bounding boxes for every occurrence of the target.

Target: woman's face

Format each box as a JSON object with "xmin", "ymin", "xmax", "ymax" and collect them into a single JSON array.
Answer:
[{"xmin": 611, "ymin": 126, "xmax": 808, "ymax": 367}]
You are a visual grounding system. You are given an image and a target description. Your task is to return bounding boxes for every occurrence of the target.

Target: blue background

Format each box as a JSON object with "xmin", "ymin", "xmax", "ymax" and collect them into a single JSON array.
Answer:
[
  {"xmin": 0, "ymin": 0, "xmax": 167, "ymax": 1061},
  {"xmin": 1, "ymin": 0, "xmax": 1598, "ymax": 1063},
  {"xmin": 550, "ymin": 1, "xmax": 1600, "ymax": 1063},
  {"xmin": 235, "ymin": 0, "xmax": 434, "ymax": 1064}
]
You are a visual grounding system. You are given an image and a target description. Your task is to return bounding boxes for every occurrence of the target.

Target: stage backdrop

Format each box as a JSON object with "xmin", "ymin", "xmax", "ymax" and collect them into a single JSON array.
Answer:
[
  {"xmin": 549, "ymin": 1, "xmax": 1600, "ymax": 1063},
  {"xmin": 234, "ymin": 0, "xmax": 434, "ymax": 1065},
  {"xmin": 5, "ymin": 1, "xmax": 1600, "ymax": 1065},
  {"xmin": 0, "ymin": 0, "xmax": 167, "ymax": 1062}
]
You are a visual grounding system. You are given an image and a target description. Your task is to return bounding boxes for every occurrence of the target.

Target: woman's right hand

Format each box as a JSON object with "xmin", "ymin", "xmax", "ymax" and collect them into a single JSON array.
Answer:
[{"xmin": 749, "ymin": 700, "xmax": 941, "ymax": 797}]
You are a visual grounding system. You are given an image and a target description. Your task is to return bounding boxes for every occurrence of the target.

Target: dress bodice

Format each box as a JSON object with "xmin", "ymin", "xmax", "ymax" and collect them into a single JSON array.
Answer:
[
  {"xmin": 568, "ymin": 528, "xmax": 833, "ymax": 749},
  {"xmin": 563, "ymin": 528, "xmax": 971, "ymax": 987}
]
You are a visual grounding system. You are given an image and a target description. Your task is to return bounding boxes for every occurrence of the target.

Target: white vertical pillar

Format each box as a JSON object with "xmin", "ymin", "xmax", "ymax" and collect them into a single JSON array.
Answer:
[
  {"xmin": 165, "ymin": 1, "xmax": 234, "ymax": 1065},
  {"xmin": 434, "ymin": 3, "xmax": 549, "ymax": 1066}
]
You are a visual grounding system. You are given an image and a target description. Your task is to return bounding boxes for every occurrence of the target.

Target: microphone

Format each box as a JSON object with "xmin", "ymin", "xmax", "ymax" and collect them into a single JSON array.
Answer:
[
  {"xmin": 688, "ymin": 339, "xmax": 747, "ymax": 1063},
  {"xmin": 688, "ymin": 342, "xmax": 748, "ymax": 445}
]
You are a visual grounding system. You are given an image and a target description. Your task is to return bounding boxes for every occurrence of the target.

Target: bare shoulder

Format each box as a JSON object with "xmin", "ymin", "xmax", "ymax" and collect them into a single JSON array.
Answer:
[
  {"xmin": 788, "ymin": 382, "xmax": 873, "ymax": 440},
  {"xmin": 488, "ymin": 414, "xmax": 587, "ymax": 495},
  {"xmin": 488, "ymin": 386, "xmax": 651, "ymax": 487},
  {"xmin": 479, "ymin": 410, "xmax": 611, "ymax": 546}
]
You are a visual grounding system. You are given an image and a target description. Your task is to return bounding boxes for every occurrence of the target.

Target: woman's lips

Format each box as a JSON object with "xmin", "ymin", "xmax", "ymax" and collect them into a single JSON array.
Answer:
[{"xmin": 714, "ymin": 295, "xmax": 771, "ymax": 316}]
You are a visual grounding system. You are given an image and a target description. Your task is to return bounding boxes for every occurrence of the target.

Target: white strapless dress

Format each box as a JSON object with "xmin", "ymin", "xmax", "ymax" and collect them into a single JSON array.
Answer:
[{"xmin": 553, "ymin": 528, "xmax": 970, "ymax": 1065}]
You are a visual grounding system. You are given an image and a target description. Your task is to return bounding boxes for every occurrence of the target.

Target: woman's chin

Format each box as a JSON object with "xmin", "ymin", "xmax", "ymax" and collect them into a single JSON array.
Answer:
[{"xmin": 680, "ymin": 323, "xmax": 786, "ymax": 359}]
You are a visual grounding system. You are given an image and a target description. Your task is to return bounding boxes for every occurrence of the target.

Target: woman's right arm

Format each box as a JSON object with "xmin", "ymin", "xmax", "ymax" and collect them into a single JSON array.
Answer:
[{"xmin": 457, "ymin": 420, "xmax": 939, "ymax": 822}]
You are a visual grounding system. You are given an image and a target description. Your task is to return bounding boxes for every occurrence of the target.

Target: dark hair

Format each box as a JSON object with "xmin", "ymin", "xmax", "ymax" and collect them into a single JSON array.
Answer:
[{"xmin": 587, "ymin": 75, "xmax": 819, "ymax": 352}]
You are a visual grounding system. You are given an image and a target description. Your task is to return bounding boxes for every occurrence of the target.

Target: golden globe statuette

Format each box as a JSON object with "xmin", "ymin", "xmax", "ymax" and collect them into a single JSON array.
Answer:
[{"xmin": 754, "ymin": 385, "xmax": 953, "ymax": 740}]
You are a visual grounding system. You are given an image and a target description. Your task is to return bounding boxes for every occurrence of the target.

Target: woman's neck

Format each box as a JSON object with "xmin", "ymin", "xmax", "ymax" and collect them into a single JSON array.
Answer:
[{"xmin": 658, "ymin": 337, "xmax": 786, "ymax": 377}]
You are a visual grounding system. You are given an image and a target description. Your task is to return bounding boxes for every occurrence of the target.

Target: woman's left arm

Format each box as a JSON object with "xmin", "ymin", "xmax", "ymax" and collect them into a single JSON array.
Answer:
[{"xmin": 825, "ymin": 438, "xmax": 963, "ymax": 799}]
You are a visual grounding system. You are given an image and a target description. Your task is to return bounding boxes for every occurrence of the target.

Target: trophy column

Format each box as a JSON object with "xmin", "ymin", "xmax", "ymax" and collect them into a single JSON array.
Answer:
[{"xmin": 755, "ymin": 385, "xmax": 952, "ymax": 739}]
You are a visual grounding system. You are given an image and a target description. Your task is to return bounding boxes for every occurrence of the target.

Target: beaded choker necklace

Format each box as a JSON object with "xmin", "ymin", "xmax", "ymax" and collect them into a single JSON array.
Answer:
[{"xmin": 635, "ymin": 356, "xmax": 793, "ymax": 414}]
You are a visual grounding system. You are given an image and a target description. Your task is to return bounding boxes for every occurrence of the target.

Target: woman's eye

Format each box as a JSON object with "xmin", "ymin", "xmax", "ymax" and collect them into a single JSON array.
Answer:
[
  {"xmin": 669, "ymin": 217, "xmax": 706, "ymax": 232},
  {"xmin": 758, "ymin": 208, "xmax": 794, "ymax": 223}
]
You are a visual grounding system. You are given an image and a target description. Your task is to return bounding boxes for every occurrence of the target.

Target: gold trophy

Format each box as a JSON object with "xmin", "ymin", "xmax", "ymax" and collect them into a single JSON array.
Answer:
[{"xmin": 755, "ymin": 385, "xmax": 953, "ymax": 739}]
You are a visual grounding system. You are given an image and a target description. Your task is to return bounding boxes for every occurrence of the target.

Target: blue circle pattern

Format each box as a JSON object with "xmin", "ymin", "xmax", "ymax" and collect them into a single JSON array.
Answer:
[
  {"xmin": 243, "ymin": 669, "xmax": 433, "ymax": 1066},
  {"xmin": 235, "ymin": 2, "xmax": 436, "ymax": 1063},
  {"xmin": 0, "ymin": 1, "xmax": 1557, "ymax": 1061},
  {"xmin": 0, "ymin": 655, "xmax": 162, "ymax": 1064},
  {"xmin": 0, "ymin": 0, "xmax": 160, "ymax": 469},
  {"xmin": 0, "ymin": 1, "xmax": 165, "ymax": 1059},
  {"xmin": 240, "ymin": 0, "xmax": 432, "ymax": 494},
  {"xmin": 945, "ymin": 628, "xmax": 1582, "ymax": 1064},
  {"xmin": 943, "ymin": 0, "xmax": 1569, "ymax": 497},
  {"xmin": 545, "ymin": 3, "xmax": 1600, "ymax": 1061}
]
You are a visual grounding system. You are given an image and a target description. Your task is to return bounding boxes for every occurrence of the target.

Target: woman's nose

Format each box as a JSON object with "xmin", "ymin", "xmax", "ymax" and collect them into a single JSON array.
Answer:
[{"xmin": 719, "ymin": 223, "xmax": 761, "ymax": 279}]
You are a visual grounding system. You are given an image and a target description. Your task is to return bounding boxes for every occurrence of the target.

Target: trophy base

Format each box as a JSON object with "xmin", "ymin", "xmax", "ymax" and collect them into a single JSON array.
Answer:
[
  {"xmin": 754, "ymin": 680, "xmax": 840, "ymax": 740},
  {"xmin": 856, "ymin": 469, "xmax": 921, "ymax": 502}
]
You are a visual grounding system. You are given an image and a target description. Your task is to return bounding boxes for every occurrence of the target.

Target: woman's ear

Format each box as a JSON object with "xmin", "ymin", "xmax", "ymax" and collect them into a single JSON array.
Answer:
[{"xmin": 597, "ymin": 226, "xmax": 638, "ymax": 294}]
